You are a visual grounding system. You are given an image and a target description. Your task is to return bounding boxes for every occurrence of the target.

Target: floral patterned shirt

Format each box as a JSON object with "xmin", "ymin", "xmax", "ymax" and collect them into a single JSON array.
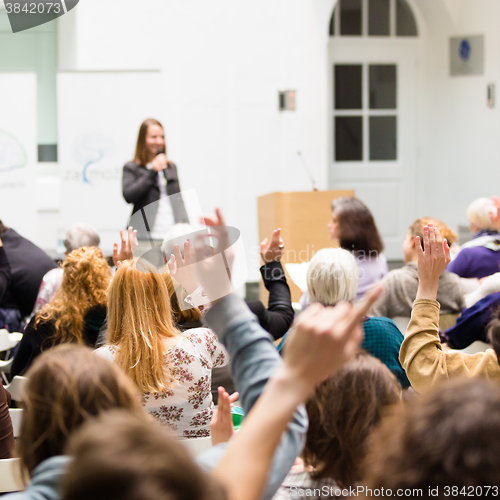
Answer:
[{"xmin": 95, "ymin": 328, "xmax": 228, "ymax": 439}]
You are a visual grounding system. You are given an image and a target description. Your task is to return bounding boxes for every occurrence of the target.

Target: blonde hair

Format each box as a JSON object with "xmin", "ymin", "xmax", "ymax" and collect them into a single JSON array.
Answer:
[
  {"xmin": 107, "ymin": 259, "xmax": 177, "ymax": 393},
  {"xmin": 35, "ymin": 247, "xmax": 111, "ymax": 348},
  {"xmin": 307, "ymin": 248, "xmax": 358, "ymax": 306},
  {"xmin": 408, "ymin": 217, "xmax": 458, "ymax": 248},
  {"xmin": 467, "ymin": 198, "xmax": 498, "ymax": 231}
]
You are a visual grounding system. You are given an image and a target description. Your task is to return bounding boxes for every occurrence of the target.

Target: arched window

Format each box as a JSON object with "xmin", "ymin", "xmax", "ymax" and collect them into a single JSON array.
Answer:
[{"xmin": 329, "ymin": 0, "xmax": 417, "ymax": 37}]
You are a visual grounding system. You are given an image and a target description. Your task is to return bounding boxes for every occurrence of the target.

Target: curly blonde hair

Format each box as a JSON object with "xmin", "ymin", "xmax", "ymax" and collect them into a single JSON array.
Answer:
[
  {"xmin": 35, "ymin": 247, "xmax": 111, "ymax": 348},
  {"xmin": 408, "ymin": 217, "xmax": 458, "ymax": 248}
]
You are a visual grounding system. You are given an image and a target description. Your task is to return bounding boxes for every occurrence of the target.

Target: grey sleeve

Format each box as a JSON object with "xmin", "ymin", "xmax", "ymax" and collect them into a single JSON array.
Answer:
[{"xmin": 196, "ymin": 294, "xmax": 307, "ymax": 500}]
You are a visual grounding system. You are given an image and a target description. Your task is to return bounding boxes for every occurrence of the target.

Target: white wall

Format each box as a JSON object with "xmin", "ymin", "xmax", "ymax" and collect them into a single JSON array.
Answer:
[
  {"xmin": 56, "ymin": 0, "xmax": 336, "ymax": 278},
  {"xmin": 417, "ymin": 0, "xmax": 500, "ymax": 234}
]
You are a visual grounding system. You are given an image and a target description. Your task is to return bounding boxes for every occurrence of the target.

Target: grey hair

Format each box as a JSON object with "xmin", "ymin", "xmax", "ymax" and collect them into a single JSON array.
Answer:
[
  {"xmin": 63, "ymin": 223, "xmax": 100, "ymax": 253},
  {"xmin": 307, "ymin": 248, "xmax": 358, "ymax": 306},
  {"xmin": 467, "ymin": 198, "xmax": 498, "ymax": 231}
]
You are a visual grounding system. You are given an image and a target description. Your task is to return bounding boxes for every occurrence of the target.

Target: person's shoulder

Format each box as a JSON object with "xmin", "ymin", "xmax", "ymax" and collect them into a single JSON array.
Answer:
[
  {"xmin": 364, "ymin": 316, "xmax": 403, "ymax": 336},
  {"xmin": 123, "ymin": 160, "xmax": 142, "ymax": 171}
]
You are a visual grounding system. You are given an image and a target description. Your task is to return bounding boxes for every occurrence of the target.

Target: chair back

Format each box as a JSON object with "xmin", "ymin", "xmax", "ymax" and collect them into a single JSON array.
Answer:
[
  {"xmin": 0, "ymin": 331, "xmax": 22, "ymax": 352},
  {"xmin": 4, "ymin": 376, "xmax": 28, "ymax": 402},
  {"xmin": 8, "ymin": 408, "xmax": 23, "ymax": 438},
  {"xmin": 0, "ymin": 458, "xmax": 23, "ymax": 493},
  {"xmin": 391, "ymin": 317, "xmax": 411, "ymax": 334}
]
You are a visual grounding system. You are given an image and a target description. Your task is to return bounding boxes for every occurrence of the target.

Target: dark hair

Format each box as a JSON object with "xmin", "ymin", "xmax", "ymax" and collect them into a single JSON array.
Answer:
[
  {"xmin": 487, "ymin": 305, "xmax": 500, "ymax": 362},
  {"xmin": 134, "ymin": 118, "xmax": 165, "ymax": 167},
  {"xmin": 19, "ymin": 345, "xmax": 142, "ymax": 479},
  {"xmin": 362, "ymin": 378, "xmax": 500, "ymax": 493},
  {"xmin": 331, "ymin": 197, "xmax": 384, "ymax": 254},
  {"xmin": 62, "ymin": 410, "xmax": 226, "ymax": 500},
  {"xmin": 0, "ymin": 221, "xmax": 7, "ymax": 236},
  {"xmin": 303, "ymin": 352, "xmax": 400, "ymax": 488}
]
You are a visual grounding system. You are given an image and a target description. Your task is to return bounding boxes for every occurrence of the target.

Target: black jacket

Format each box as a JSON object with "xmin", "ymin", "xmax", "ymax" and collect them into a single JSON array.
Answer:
[
  {"xmin": 122, "ymin": 161, "xmax": 189, "ymax": 240},
  {"xmin": 0, "ymin": 229, "xmax": 57, "ymax": 317}
]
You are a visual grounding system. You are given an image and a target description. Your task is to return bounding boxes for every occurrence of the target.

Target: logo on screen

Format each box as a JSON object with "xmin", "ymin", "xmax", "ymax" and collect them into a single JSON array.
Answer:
[{"xmin": 4, "ymin": 0, "xmax": 79, "ymax": 33}]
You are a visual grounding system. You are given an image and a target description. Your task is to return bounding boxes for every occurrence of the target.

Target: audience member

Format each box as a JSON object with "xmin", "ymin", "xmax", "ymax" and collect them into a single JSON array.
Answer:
[
  {"xmin": 11, "ymin": 247, "xmax": 110, "ymax": 377},
  {"xmin": 3, "ymin": 344, "xmax": 144, "ymax": 500},
  {"xmin": 32, "ymin": 223, "xmax": 100, "ymax": 316},
  {"xmin": 443, "ymin": 291, "xmax": 500, "ymax": 349},
  {"xmin": 328, "ymin": 197, "xmax": 387, "ymax": 301},
  {"xmin": 371, "ymin": 217, "xmax": 464, "ymax": 319},
  {"xmin": 464, "ymin": 269, "xmax": 500, "ymax": 307},
  {"xmin": 0, "ymin": 384, "xmax": 14, "ymax": 459},
  {"xmin": 400, "ymin": 224, "xmax": 500, "ymax": 393},
  {"xmin": 0, "ymin": 221, "xmax": 56, "ymax": 331},
  {"xmin": 272, "ymin": 352, "xmax": 400, "ymax": 499},
  {"xmin": 95, "ymin": 258, "xmax": 229, "ymax": 439},
  {"xmin": 362, "ymin": 378, "xmax": 500, "ymax": 494},
  {"xmin": 280, "ymin": 248, "xmax": 409, "ymax": 388},
  {"xmin": 447, "ymin": 197, "xmax": 500, "ymax": 279}
]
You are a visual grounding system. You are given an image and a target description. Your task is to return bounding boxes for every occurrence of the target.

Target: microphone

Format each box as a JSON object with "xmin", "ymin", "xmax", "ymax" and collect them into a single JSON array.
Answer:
[
  {"xmin": 297, "ymin": 151, "xmax": 318, "ymax": 191},
  {"xmin": 156, "ymin": 148, "xmax": 165, "ymax": 156}
]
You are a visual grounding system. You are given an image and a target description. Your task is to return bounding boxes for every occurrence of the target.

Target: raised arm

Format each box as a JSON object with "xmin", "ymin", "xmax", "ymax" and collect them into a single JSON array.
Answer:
[
  {"xmin": 400, "ymin": 225, "xmax": 500, "ymax": 392},
  {"xmin": 193, "ymin": 208, "xmax": 380, "ymax": 500}
]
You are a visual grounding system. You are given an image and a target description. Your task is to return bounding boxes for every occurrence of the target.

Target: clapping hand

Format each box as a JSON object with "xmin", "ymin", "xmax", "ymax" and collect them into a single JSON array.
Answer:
[
  {"xmin": 112, "ymin": 226, "xmax": 138, "ymax": 267},
  {"xmin": 260, "ymin": 228, "xmax": 284, "ymax": 263},
  {"xmin": 210, "ymin": 387, "xmax": 239, "ymax": 446},
  {"xmin": 167, "ymin": 240, "xmax": 200, "ymax": 295},
  {"xmin": 415, "ymin": 224, "xmax": 451, "ymax": 301}
]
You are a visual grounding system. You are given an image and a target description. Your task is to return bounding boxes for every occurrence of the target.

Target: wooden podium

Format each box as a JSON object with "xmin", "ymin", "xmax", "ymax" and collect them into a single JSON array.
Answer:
[{"xmin": 257, "ymin": 190, "xmax": 355, "ymax": 303}]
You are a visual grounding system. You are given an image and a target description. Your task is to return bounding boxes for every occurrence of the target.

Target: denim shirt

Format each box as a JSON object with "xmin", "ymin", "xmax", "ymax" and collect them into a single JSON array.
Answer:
[{"xmin": 197, "ymin": 294, "xmax": 308, "ymax": 500}]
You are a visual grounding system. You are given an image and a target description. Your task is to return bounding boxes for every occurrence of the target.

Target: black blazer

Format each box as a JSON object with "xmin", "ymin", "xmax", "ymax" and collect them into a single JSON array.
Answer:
[{"xmin": 122, "ymin": 161, "xmax": 189, "ymax": 239}]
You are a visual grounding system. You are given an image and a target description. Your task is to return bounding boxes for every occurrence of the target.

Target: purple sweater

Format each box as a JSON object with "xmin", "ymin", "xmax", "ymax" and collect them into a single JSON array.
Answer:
[{"xmin": 447, "ymin": 246, "xmax": 500, "ymax": 279}]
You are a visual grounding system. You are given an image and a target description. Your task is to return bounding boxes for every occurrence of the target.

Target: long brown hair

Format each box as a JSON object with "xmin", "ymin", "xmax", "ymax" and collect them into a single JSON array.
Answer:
[
  {"xmin": 35, "ymin": 247, "xmax": 111, "ymax": 349},
  {"xmin": 133, "ymin": 118, "xmax": 165, "ymax": 167},
  {"xmin": 106, "ymin": 259, "xmax": 178, "ymax": 393},
  {"xmin": 331, "ymin": 197, "xmax": 384, "ymax": 254},
  {"xmin": 19, "ymin": 345, "xmax": 142, "ymax": 479},
  {"xmin": 62, "ymin": 411, "xmax": 226, "ymax": 500},
  {"xmin": 303, "ymin": 352, "xmax": 400, "ymax": 487}
]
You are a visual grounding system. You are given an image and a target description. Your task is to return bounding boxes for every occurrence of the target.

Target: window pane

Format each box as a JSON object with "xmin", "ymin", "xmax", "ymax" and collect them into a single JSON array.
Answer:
[
  {"xmin": 340, "ymin": 0, "xmax": 362, "ymax": 36},
  {"xmin": 396, "ymin": 0, "xmax": 418, "ymax": 36},
  {"xmin": 370, "ymin": 116, "xmax": 397, "ymax": 160},
  {"xmin": 369, "ymin": 65, "xmax": 396, "ymax": 109},
  {"xmin": 335, "ymin": 116, "xmax": 363, "ymax": 161},
  {"xmin": 369, "ymin": 0, "xmax": 390, "ymax": 36},
  {"xmin": 335, "ymin": 65, "xmax": 362, "ymax": 110}
]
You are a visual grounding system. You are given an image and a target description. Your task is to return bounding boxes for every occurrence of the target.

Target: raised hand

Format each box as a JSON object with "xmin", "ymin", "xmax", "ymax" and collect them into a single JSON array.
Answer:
[
  {"xmin": 283, "ymin": 285, "xmax": 382, "ymax": 396},
  {"xmin": 260, "ymin": 228, "xmax": 284, "ymax": 263},
  {"xmin": 112, "ymin": 226, "xmax": 138, "ymax": 267},
  {"xmin": 210, "ymin": 387, "xmax": 239, "ymax": 446},
  {"xmin": 415, "ymin": 224, "xmax": 451, "ymax": 301},
  {"xmin": 167, "ymin": 240, "xmax": 199, "ymax": 295},
  {"xmin": 193, "ymin": 207, "xmax": 234, "ymax": 302}
]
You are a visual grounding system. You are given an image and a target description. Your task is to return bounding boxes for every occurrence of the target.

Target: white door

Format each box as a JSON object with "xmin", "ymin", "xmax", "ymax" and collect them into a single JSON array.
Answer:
[{"xmin": 328, "ymin": 40, "xmax": 420, "ymax": 259}]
